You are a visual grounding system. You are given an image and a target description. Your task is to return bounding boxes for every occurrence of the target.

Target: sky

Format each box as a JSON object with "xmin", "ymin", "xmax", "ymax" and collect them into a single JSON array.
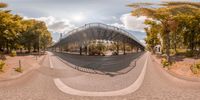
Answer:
[{"xmin": 2, "ymin": 0, "xmax": 200, "ymax": 43}]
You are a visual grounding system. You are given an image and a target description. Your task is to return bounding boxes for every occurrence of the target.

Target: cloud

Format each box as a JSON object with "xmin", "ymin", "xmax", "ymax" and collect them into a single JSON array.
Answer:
[
  {"xmin": 111, "ymin": 13, "xmax": 148, "ymax": 32},
  {"xmin": 110, "ymin": 13, "xmax": 149, "ymax": 45},
  {"xmin": 110, "ymin": 23, "xmax": 125, "ymax": 28},
  {"xmin": 23, "ymin": 16, "xmax": 76, "ymax": 34},
  {"xmin": 120, "ymin": 13, "xmax": 148, "ymax": 32},
  {"xmin": 161, "ymin": 0, "xmax": 190, "ymax": 1}
]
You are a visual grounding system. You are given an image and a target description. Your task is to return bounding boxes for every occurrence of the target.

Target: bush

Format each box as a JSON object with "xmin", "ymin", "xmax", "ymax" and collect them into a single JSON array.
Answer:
[
  {"xmin": 161, "ymin": 58, "xmax": 170, "ymax": 68},
  {"xmin": 185, "ymin": 51, "xmax": 194, "ymax": 57},
  {"xmin": 191, "ymin": 62, "xmax": 200, "ymax": 74},
  {"xmin": 0, "ymin": 60, "xmax": 5, "ymax": 71},
  {"xmin": 170, "ymin": 49, "xmax": 176, "ymax": 55},
  {"xmin": 15, "ymin": 67, "xmax": 23, "ymax": 73},
  {"xmin": 112, "ymin": 52, "xmax": 118, "ymax": 55},
  {"xmin": 0, "ymin": 51, "xmax": 6, "ymax": 60},
  {"xmin": 0, "ymin": 51, "xmax": 3, "ymax": 55},
  {"xmin": 88, "ymin": 43, "xmax": 106, "ymax": 56},
  {"xmin": 10, "ymin": 50, "xmax": 17, "ymax": 57}
]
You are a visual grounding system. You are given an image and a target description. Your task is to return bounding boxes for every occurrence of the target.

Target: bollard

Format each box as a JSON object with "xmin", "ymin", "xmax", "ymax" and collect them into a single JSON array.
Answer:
[{"xmin": 19, "ymin": 60, "xmax": 21, "ymax": 70}]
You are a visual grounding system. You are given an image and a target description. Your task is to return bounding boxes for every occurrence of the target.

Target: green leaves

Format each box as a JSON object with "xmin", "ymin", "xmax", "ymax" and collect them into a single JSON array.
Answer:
[
  {"xmin": 161, "ymin": 2, "xmax": 200, "ymax": 8},
  {"xmin": 130, "ymin": 1, "xmax": 200, "ymax": 60},
  {"xmin": 144, "ymin": 20, "xmax": 161, "ymax": 53},
  {"xmin": 0, "ymin": 8, "xmax": 52, "ymax": 53},
  {"xmin": 0, "ymin": 11, "xmax": 23, "ymax": 51},
  {"xmin": 20, "ymin": 20, "xmax": 52, "ymax": 52},
  {"xmin": 131, "ymin": 8, "xmax": 156, "ymax": 18}
]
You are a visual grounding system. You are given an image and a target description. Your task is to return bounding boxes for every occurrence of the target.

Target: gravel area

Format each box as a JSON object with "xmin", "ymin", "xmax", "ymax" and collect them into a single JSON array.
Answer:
[{"xmin": 0, "ymin": 54, "xmax": 44, "ymax": 80}]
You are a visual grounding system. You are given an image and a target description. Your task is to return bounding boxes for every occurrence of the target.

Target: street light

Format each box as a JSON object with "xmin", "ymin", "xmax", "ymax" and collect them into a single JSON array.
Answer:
[
  {"xmin": 59, "ymin": 33, "xmax": 62, "ymax": 52},
  {"xmin": 38, "ymin": 33, "xmax": 40, "ymax": 55},
  {"xmin": 36, "ymin": 33, "xmax": 40, "ymax": 60}
]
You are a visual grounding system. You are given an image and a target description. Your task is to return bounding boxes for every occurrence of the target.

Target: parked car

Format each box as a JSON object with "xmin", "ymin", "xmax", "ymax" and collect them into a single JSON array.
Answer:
[{"xmin": 112, "ymin": 52, "xmax": 118, "ymax": 55}]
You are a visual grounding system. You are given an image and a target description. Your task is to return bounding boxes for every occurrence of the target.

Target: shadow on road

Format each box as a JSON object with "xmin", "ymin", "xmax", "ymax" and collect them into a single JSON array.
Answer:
[{"xmin": 52, "ymin": 52, "xmax": 145, "ymax": 76}]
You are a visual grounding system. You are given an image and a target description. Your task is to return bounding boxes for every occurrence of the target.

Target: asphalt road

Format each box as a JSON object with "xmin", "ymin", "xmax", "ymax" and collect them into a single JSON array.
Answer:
[{"xmin": 0, "ymin": 51, "xmax": 199, "ymax": 100}]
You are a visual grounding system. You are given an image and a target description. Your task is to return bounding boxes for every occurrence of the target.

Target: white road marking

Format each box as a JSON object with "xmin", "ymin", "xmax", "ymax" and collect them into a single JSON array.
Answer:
[
  {"xmin": 53, "ymin": 52, "xmax": 149, "ymax": 96},
  {"xmin": 48, "ymin": 52, "xmax": 53, "ymax": 69}
]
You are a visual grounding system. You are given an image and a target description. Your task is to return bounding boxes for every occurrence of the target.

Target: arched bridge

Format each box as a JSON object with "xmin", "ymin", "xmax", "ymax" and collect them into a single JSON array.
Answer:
[{"xmin": 51, "ymin": 23, "xmax": 145, "ymax": 55}]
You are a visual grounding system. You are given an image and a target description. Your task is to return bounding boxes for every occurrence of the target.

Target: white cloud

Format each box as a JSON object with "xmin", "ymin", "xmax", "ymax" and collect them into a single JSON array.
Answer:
[
  {"xmin": 110, "ymin": 13, "xmax": 148, "ymax": 32},
  {"xmin": 23, "ymin": 16, "xmax": 76, "ymax": 34},
  {"xmin": 110, "ymin": 13, "xmax": 149, "ymax": 45},
  {"xmin": 161, "ymin": 0, "xmax": 189, "ymax": 1},
  {"xmin": 120, "ymin": 13, "xmax": 148, "ymax": 32},
  {"xmin": 110, "ymin": 23, "xmax": 125, "ymax": 28},
  {"xmin": 112, "ymin": 16, "xmax": 117, "ymax": 20}
]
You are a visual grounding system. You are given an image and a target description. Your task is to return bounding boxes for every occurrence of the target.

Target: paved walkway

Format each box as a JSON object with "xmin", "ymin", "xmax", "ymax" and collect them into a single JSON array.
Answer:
[
  {"xmin": 51, "ymin": 52, "xmax": 146, "ymax": 92},
  {"xmin": 0, "ymin": 54, "xmax": 44, "ymax": 81},
  {"xmin": 0, "ymin": 51, "xmax": 199, "ymax": 100}
]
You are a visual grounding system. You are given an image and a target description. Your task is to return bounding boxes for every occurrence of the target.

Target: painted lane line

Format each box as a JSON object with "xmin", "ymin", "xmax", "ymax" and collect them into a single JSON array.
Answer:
[
  {"xmin": 48, "ymin": 52, "xmax": 53, "ymax": 69},
  {"xmin": 53, "ymin": 52, "xmax": 149, "ymax": 96}
]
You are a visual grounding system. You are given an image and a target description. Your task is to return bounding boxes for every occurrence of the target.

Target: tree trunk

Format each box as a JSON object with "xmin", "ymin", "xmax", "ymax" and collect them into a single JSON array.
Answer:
[
  {"xmin": 174, "ymin": 32, "xmax": 177, "ymax": 54},
  {"xmin": 28, "ymin": 43, "xmax": 31, "ymax": 53},
  {"xmin": 166, "ymin": 32, "xmax": 170, "ymax": 63},
  {"xmin": 190, "ymin": 30, "xmax": 195, "ymax": 52},
  {"xmin": 163, "ymin": 20, "xmax": 171, "ymax": 63},
  {"xmin": 151, "ymin": 46, "xmax": 155, "ymax": 54},
  {"xmin": 28, "ymin": 47, "xmax": 31, "ymax": 53},
  {"xmin": 116, "ymin": 42, "xmax": 119, "ymax": 55},
  {"xmin": 6, "ymin": 40, "xmax": 9, "ymax": 54},
  {"xmin": 123, "ymin": 42, "xmax": 126, "ymax": 55}
]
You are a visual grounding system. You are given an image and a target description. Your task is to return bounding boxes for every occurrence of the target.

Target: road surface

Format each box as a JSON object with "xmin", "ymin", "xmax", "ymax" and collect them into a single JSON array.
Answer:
[{"xmin": 0, "ymin": 51, "xmax": 199, "ymax": 100}]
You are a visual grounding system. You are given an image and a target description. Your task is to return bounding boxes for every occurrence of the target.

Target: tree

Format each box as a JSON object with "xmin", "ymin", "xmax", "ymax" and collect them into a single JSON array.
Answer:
[
  {"xmin": 0, "ymin": 11, "xmax": 23, "ymax": 53},
  {"xmin": 129, "ymin": 1, "xmax": 200, "ymax": 62},
  {"xmin": 0, "ymin": 2, "xmax": 7, "ymax": 8},
  {"xmin": 144, "ymin": 20, "xmax": 161, "ymax": 53},
  {"xmin": 40, "ymin": 28, "xmax": 52, "ymax": 51},
  {"xmin": 0, "ymin": 2, "xmax": 52, "ymax": 53},
  {"xmin": 174, "ymin": 13, "xmax": 200, "ymax": 52},
  {"xmin": 20, "ymin": 20, "xmax": 52, "ymax": 53}
]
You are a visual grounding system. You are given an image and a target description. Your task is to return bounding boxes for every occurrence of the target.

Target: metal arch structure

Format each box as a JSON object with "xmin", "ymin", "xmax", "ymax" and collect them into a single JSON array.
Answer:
[{"xmin": 51, "ymin": 23, "xmax": 145, "ymax": 53}]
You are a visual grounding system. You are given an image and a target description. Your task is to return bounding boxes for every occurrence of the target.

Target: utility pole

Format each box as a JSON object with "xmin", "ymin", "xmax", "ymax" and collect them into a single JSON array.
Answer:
[
  {"xmin": 38, "ymin": 33, "xmax": 40, "ymax": 57},
  {"xmin": 59, "ymin": 33, "xmax": 62, "ymax": 52}
]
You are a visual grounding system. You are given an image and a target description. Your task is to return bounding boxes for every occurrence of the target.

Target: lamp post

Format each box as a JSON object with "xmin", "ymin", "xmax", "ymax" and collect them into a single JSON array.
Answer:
[
  {"xmin": 38, "ymin": 33, "xmax": 40, "ymax": 55},
  {"xmin": 36, "ymin": 33, "xmax": 40, "ymax": 60},
  {"xmin": 59, "ymin": 33, "xmax": 62, "ymax": 52}
]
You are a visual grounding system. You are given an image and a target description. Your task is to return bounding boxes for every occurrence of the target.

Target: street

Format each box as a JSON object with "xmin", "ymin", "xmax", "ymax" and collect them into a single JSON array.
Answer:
[{"xmin": 0, "ymin": 51, "xmax": 199, "ymax": 100}]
